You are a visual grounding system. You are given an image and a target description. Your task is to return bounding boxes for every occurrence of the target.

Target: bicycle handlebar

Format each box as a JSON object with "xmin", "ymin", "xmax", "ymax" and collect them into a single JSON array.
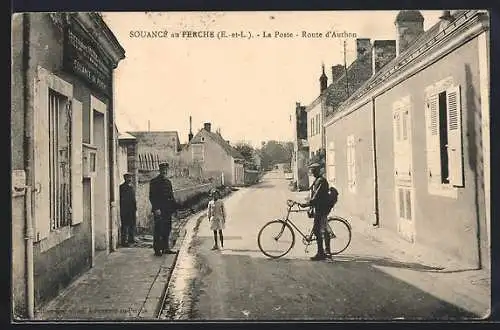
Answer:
[{"xmin": 286, "ymin": 199, "xmax": 307, "ymax": 208}]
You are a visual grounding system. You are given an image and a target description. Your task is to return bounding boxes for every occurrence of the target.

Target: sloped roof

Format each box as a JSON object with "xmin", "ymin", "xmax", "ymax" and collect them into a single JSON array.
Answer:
[
  {"xmin": 323, "ymin": 50, "xmax": 373, "ymax": 115},
  {"xmin": 329, "ymin": 10, "xmax": 474, "ymax": 116},
  {"xmin": 118, "ymin": 131, "xmax": 137, "ymax": 140},
  {"xmin": 190, "ymin": 129, "xmax": 244, "ymax": 159}
]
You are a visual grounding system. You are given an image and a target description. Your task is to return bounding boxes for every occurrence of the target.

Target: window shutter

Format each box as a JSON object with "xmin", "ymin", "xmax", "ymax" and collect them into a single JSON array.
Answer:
[
  {"xmin": 71, "ymin": 99, "xmax": 83, "ymax": 225},
  {"xmin": 346, "ymin": 137, "xmax": 352, "ymax": 186},
  {"xmin": 425, "ymin": 94, "xmax": 441, "ymax": 184},
  {"xmin": 327, "ymin": 140, "xmax": 335, "ymax": 182},
  {"xmin": 401, "ymin": 104, "xmax": 412, "ymax": 179},
  {"xmin": 392, "ymin": 105, "xmax": 402, "ymax": 177},
  {"xmin": 446, "ymin": 85, "xmax": 464, "ymax": 187},
  {"xmin": 346, "ymin": 135, "xmax": 356, "ymax": 190},
  {"xmin": 351, "ymin": 137, "xmax": 356, "ymax": 187},
  {"xmin": 33, "ymin": 70, "xmax": 51, "ymax": 241}
]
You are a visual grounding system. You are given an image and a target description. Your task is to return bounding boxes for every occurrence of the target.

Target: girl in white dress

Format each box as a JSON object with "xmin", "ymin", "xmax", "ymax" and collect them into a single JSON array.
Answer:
[{"xmin": 207, "ymin": 190, "xmax": 226, "ymax": 250}]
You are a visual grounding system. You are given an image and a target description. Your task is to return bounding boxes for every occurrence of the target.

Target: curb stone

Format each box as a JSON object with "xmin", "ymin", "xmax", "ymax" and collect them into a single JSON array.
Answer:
[{"xmin": 151, "ymin": 211, "xmax": 208, "ymax": 319}]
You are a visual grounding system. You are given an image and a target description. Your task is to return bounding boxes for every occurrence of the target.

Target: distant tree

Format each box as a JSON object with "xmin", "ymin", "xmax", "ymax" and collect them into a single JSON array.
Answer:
[
  {"xmin": 234, "ymin": 143, "xmax": 256, "ymax": 169},
  {"xmin": 259, "ymin": 140, "xmax": 293, "ymax": 169}
]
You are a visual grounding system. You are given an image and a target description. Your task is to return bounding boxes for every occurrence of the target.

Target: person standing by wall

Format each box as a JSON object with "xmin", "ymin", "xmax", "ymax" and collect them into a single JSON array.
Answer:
[
  {"xmin": 300, "ymin": 163, "xmax": 331, "ymax": 260},
  {"xmin": 120, "ymin": 173, "xmax": 137, "ymax": 247},
  {"xmin": 149, "ymin": 162, "xmax": 177, "ymax": 256}
]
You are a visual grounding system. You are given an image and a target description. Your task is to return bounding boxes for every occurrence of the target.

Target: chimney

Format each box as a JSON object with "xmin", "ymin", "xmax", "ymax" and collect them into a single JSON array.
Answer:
[
  {"xmin": 188, "ymin": 116, "xmax": 193, "ymax": 142},
  {"xmin": 356, "ymin": 38, "xmax": 372, "ymax": 59},
  {"xmin": 319, "ymin": 63, "xmax": 328, "ymax": 93},
  {"xmin": 395, "ymin": 10, "xmax": 424, "ymax": 56},
  {"xmin": 371, "ymin": 40, "xmax": 397, "ymax": 75},
  {"xmin": 203, "ymin": 122, "xmax": 211, "ymax": 132},
  {"xmin": 331, "ymin": 64, "xmax": 344, "ymax": 82},
  {"xmin": 438, "ymin": 10, "xmax": 455, "ymax": 30}
]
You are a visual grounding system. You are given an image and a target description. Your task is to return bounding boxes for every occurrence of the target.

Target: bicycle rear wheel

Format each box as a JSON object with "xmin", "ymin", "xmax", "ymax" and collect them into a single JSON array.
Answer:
[
  {"xmin": 325, "ymin": 217, "xmax": 352, "ymax": 255},
  {"xmin": 257, "ymin": 220, "xmax": 295, "ymax": 259}
]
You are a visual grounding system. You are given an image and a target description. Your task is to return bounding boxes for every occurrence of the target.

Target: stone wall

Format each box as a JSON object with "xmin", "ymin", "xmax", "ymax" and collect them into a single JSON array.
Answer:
[{"xmin": 135, "ymin": 171, "xmax": 222, "ymax": 233}]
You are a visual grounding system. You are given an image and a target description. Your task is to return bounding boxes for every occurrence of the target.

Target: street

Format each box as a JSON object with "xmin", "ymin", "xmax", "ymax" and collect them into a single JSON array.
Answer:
[{"xmin": 160, "ymin": 171, "xmax": 481, "ymax": 320}]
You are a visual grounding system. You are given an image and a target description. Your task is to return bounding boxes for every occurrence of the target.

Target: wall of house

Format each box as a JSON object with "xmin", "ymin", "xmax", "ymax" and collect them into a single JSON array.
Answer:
[
  {"xmin": 203, "ymin": 139, "xmax": 234, "ymax": 185},
  {"xmin": 11, "ymin": 14, "xmax": 28, "ymax": 317},
  {"xmin": 324, "ymin": 102, "xmax": 375, "ymax": 225},
  {"xmin": 117, "ymin": 143, "xmax": 129, "ymax": 180},
  {"xmin": 307, "ymin": 99, "xmax": 323, "ymax": 157},
  {"xmin": 374, "ymin": 36, "xmax": 487, "ymax": 268},
  {"xmin": 22, "ymin": 13, "xmax": 114, "ymax": 309}
]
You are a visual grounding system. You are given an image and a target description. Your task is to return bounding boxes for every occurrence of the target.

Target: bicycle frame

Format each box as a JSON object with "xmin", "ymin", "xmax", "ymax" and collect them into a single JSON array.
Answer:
[{"xmin": 282, "ymin": 202, "xmax": 315, "ymax": 242}]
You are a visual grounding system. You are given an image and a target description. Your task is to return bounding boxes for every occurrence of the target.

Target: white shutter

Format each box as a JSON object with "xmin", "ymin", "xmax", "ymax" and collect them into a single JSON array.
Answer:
[
  {"xmin": 401, "ymin": 104, "xmax": 411, "ymax": 179},
  {"xmin": 346, "ymin": 137, "xmax": 352, "ymax": 186},
  {"xmin": 346, "ymin": 135, "xmax": 356, "ymax": 190},
  {"xmin": 33, "ymin": 70, "xmax": 51, "ymax": 241},
  {"xmin": 71, "ymin": 99, "xmax": 83, "ymax": 225},
  {"xmin": 327, "ymin": 140, "xmax": 335, "ymax": 182},
  {"xmin": 351, "ymin": 137, "xmax": 356, "ymax": 188},
  {"xmin": 446, "ymin": 85, "xmax": 464, "ymax": 187},
  {"xmin": 392, "ymin": 104, "xmax": 402, "ymax": 177},
  {"xmin": 425, "ymin": 94, "xmax": 441, "ymax": 184}
]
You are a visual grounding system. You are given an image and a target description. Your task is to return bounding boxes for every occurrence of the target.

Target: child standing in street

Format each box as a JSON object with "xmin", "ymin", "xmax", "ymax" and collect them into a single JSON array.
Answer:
[{"xmin": 207, "ymin": 189, "xmax": 226, "ymax": 250}]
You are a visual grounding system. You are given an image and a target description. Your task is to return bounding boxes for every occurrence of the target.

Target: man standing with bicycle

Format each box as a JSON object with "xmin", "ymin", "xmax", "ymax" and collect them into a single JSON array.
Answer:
[{"xmin": 300, "ymin": 163, "xmax": 331, "ymax": 261}]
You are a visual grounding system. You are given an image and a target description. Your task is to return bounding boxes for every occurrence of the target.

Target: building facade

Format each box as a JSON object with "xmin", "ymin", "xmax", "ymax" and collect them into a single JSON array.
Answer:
[
  {"xmin": 11, "ymin": 12, "xmax": 125, "ymax": 318},
  {"xmin": 324, "ymin": 10, "xmax": 490, "ymax": 269},
  {"xmin": 179, "ymin": 122, "xmax": 245, "ymax": 186}
]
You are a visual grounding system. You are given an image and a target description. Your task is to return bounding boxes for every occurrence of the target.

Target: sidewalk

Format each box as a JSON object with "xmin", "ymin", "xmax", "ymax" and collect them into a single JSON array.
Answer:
[
  {"xmin": 293, "ymin": 191, "xmax": 491, "ymax": 318},
  {"xmin": 35, "ymin": 212, "xmax": 205, "ymax": 321}
]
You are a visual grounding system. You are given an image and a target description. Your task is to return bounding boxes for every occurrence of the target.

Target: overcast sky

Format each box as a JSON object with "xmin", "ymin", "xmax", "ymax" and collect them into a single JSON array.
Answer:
[{"xmin": 103, "ymin": 11, "xmax": 443, "ymax": 147}]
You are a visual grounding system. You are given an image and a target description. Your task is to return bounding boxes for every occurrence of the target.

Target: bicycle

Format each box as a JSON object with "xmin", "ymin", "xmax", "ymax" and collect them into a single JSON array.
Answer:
[{"xmin": 257, "ymin": 199, "xmax": 352, "ymax": 259}]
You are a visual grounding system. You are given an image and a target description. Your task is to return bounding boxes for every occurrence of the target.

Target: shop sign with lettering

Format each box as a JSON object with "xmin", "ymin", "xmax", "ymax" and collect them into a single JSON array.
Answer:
[{"xmin": 63, "ymin": 22, "xmax": 113, "ymax": 96}]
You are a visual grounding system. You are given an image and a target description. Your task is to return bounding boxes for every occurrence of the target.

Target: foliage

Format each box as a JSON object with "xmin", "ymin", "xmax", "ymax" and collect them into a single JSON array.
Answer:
[
  {"xmin": 258, "ymin": 140, "xmax": 293, "ymax": 170},
  {"xmin": 234, "ymin": 142, "xmax": 258, "ymax": 170}
]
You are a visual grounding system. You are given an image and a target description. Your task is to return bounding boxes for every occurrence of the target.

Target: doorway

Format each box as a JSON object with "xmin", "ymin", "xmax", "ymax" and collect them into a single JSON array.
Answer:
[{"xmin": 92, "ymin": 99, "xmax": 109, "ymax": 254}]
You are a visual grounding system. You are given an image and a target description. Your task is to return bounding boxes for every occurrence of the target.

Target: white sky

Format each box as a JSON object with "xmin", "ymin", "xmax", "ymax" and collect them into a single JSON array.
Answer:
[{"xmin": 102, "ymin": 11, "xmax": 443, "ymax": 147}]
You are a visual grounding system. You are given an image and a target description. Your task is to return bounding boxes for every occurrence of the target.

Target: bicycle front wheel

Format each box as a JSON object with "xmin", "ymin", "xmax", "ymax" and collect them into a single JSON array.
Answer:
[
  {"xmin": 326, "ymin": 217, "xmax": 352, "ymax": 255},
  {"xmin": 257, "ymin": 220, "xmax": 295, "ymax": 259}
]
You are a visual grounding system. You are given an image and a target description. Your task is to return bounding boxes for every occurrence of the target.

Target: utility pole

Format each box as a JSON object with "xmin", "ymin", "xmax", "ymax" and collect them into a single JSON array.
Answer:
[
  {"xmin": 148, "ymin": 120, "xmax": 150, "ymax": 132},
  {"xmin": 344, "ymin": 40, "xmax": 349, "ymax": 98}
]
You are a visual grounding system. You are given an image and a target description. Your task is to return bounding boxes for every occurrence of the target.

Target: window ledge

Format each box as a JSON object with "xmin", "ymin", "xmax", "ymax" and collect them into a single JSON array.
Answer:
[
  {"xmin": 37, "ymin": 226, "xmax": 73, "ymax": 253},
  {"xmin": 428, "ymin": 182, "xmax": 458, "ymax": 198}
]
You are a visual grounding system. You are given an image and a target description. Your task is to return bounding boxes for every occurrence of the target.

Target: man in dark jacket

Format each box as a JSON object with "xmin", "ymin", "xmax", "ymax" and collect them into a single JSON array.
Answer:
[
  {"xmin": 149, "ymin": 162, "xmax": 177, "ymax": 256},
  {"xmin": 300, "ymin": 163, "xmax": 331, "ymax": 260},
  {"xmin": 120, "ymin": 173, "xmax": 137, "ymax": 247}
]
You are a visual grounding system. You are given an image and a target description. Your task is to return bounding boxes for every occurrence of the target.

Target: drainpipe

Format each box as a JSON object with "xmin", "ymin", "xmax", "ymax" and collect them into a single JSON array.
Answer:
[
  {"xmin": 109, "ymin": 72, "xmax": 117, "ymax": 252},
  {"xmin": 23, "ymin": 13, "xmax": 35, "ymax": 319},
  {"xmin": 371, "ymin": 97, "xmax": 380, "ymax": 227}
]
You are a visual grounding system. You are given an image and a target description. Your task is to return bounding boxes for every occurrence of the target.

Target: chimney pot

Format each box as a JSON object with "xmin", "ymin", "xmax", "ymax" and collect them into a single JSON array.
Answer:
[
  {"xmin": 203, "ymin": 122, "xmax": 211, "ymax": 132},
  {"xmin": 395, "ymin": 10, "xmax": 424, "ymax": 56}
]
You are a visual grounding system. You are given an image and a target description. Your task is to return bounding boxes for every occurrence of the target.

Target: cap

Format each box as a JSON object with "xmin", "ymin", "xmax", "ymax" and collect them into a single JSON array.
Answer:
[
  {"xmin": 123, "ymin": 172, "xmax": 133, "ymax": 178},
  {"xmin": 308, "ymin": 162, "xmax": 321, "ymax": 168},
  {"xmin": 159, "ymin": 162, "xmax": 169, "ymax": 169}
]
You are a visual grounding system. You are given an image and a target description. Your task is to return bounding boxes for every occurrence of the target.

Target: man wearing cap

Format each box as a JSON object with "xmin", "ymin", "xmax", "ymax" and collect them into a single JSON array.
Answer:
[
  {"xmin": 300, "ymin": 162, "xmax": 331, "ymax": 261},
  {"xmin": 120, "ymin": 173, "xmax": 137, "ymax": 247},
  {"xmin": 149, "ymin": 162, "xmax": 177, "ymax": 256}
]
